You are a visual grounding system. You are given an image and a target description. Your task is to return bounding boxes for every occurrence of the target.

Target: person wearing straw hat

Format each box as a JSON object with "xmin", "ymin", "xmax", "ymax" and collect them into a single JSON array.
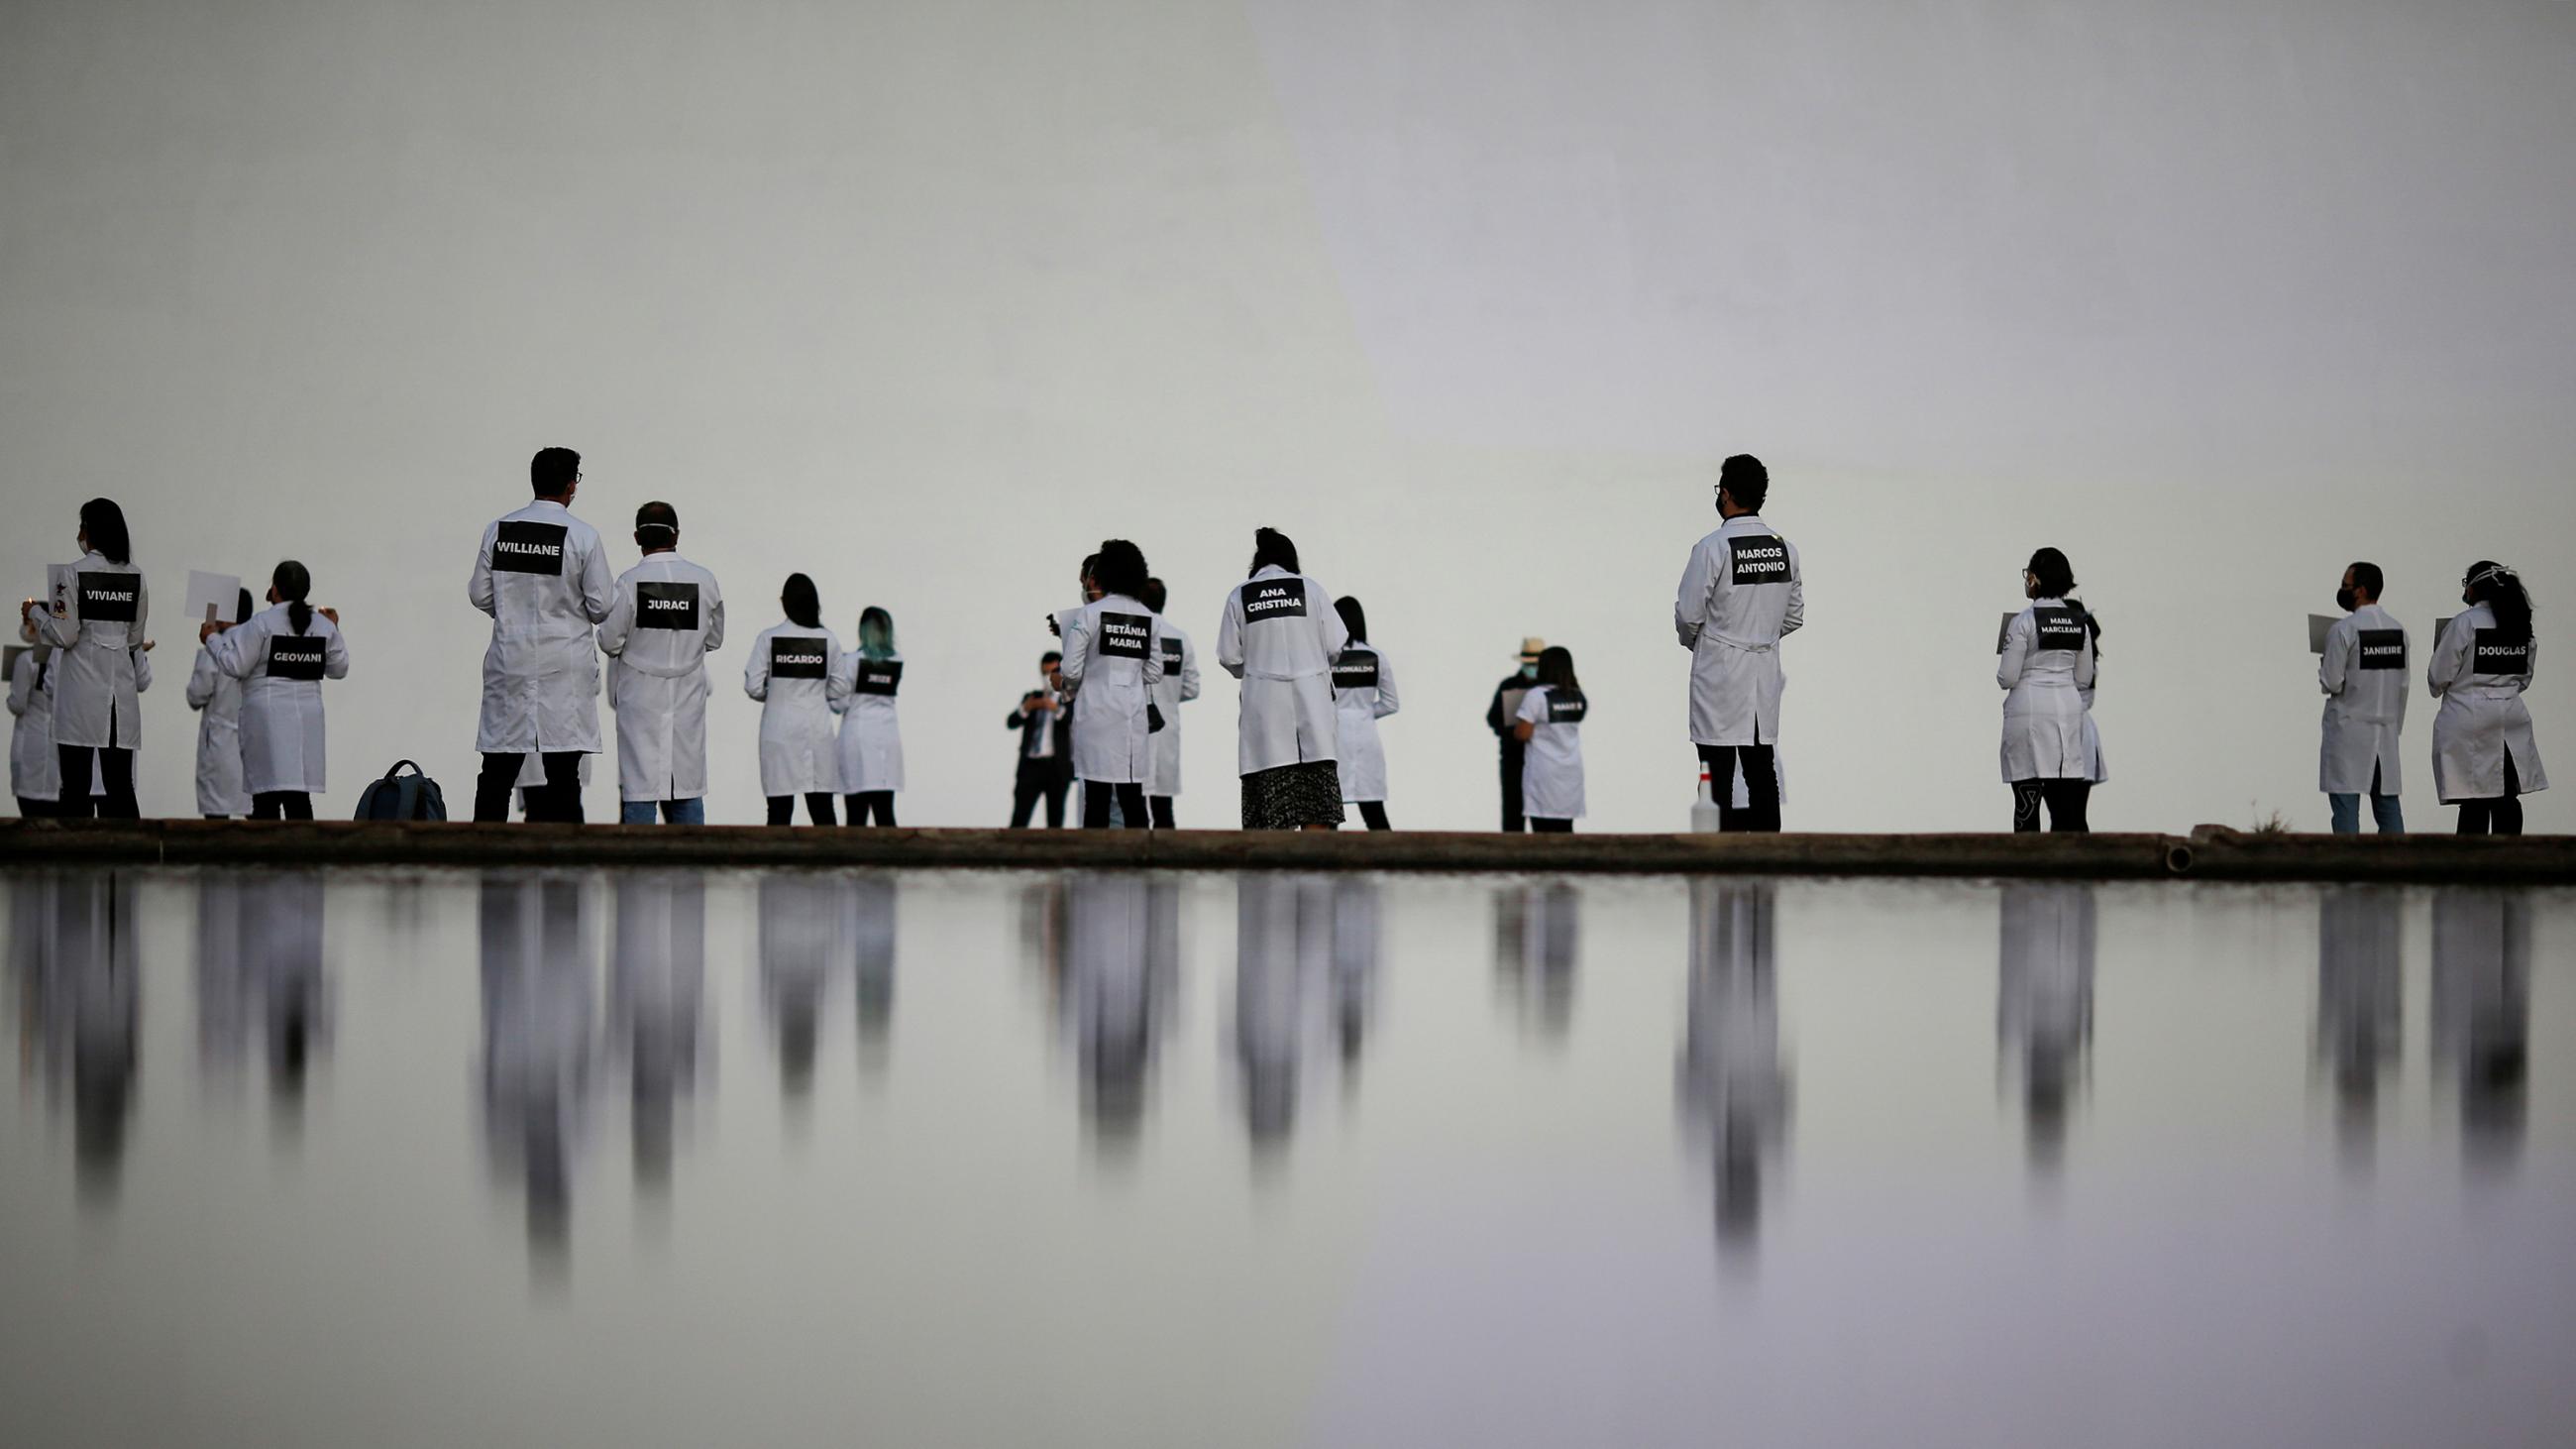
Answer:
[{"xmin": 1484, "ymin": 636, "xmax": 1546, "ymax": 833}]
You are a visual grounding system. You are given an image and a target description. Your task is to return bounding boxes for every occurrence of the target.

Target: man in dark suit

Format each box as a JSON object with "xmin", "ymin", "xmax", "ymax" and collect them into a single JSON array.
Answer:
[
  {"xmin": 1484, "ymin": 636, "xmax": 1545, "ymax": 832},
  {"xmin": 1008, "ymin": 650, "xmax": 1076, "ymax": 828}
]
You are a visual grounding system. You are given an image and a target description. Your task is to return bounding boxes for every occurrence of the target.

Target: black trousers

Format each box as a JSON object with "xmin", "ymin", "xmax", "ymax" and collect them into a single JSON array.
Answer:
[
  {"xmin": 250, "ymin": 791, "xmax": 314, "ymax": 821},
  {"xmin": 845, "ymin": 791, "xmax": 897, "ymax": 827},
  {"xmin": 1698, "ymin": 743, "xmax": 1782, "ymax": 833},
  {"xmin": 1531, "ymin": 817, "xmax": 1574, "ymax": 834},
  {"xmin": 2457, "ymin": 753, "xmax": 2525, "ymax": 836},
  {"xmin": 768, "ymin": 793, "xmax": 837, "ymax": 826},
  {"xmin": 1012, "ymin": 758, "xmax": 1070, "ymax": 828},
  {"xmin": 2011, "ymin": 778, "xmax": 2092, "ymax": 833},
  {"xmin": 1083, "ymin": 780, "xmax": 1148, "ymax": 829},
  {"xmin": 18, "ymin": 797, "xmax": 54, "ymax": 819},
  {"xmin": 1149, "ymin": 796, "xmax": 1177, "ymax": 830},
  {"xmin": 1499, "ymin": 744, "xmax": 1526, "ymax": 833},
  {"xmin": 1356, "ymin": 801, "xmax": 1391, "ymax": 832},
  {"xmin": 54, "ymin": 745, "xmax": 138, "ymax": 820},
  {"xmin": 476, "ymin": 751, "xmax": 584, "ymax": 824}
]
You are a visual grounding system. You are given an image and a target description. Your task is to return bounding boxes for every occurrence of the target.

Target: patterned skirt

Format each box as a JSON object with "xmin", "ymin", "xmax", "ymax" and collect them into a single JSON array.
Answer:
[{"xmin": 1240, "ymin": 761, "xmax": 1346, "ymax": 830}]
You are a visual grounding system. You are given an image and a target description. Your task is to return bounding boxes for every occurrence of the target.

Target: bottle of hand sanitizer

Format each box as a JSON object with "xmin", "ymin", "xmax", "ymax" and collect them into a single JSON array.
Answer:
[{"xmin": 1690, "ymin": 766, "xmax": 1723, "ymax": 833}]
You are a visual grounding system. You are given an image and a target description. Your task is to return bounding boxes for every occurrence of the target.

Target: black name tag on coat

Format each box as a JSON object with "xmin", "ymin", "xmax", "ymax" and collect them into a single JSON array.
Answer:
[
  {"xmin": 2473, "ymin": 629, "xmax": 2530, "ymax": 675},
  {"xmin": 77, "ymin": 573, "xmax": 140, "ymax": 621},
  {"xmin": 1099, "ymin": 613, "xmax": 1152, "ymax": 660},
  {"xmin": 2033, "ymin": 608, "xmax": 2089, "ymax": 652},
  {"xmin": 1546, "ymin": 691, "xmax": 1588, "ymax": 724},
  {"xmin": 1333, "ymin": 650, "xmax": 1379, "ymax": 690},
  {"xmin": 266, "ymin": 634, "xmax": 327, "ymax": 680},
  {"xmin": 635, "ymin": 581, "xmax": 699, "ymax": 630},
  {"xmin": 1243, "ymin": 581, "xmax": 1307, "ymax": 619},
  {"xmin": 1160, "ymin": 637, "xmax": 1185, "ymax": 670},
  {"xmin": 769, "ymin": 636, "xmax": 827, "ymax": 679},
  {"xmin": 854, "ymin": 660, "xmax": 904, "ymax": 696},
  {"xmin": 491, "ymin": 520, "xmax": 569, "ymax": 576},
  {"xmin": 1727, "ymin": 534, "xmax": 1790, "ymax": 586},
  {"xmin": 2357, "ymin": 629, "xmax": 2406, "ymax": 670}
]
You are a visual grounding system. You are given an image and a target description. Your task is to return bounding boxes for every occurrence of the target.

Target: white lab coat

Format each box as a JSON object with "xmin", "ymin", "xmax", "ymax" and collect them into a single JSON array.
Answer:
[
  {"xmin": 184, "ymin": 644, "xmax": 250, "ymax": 816},
  {"xmin": 1216, "ymin": 567, "xmax": 1347, "ymax": 776},
  {"xmin": 208, "ymin": 606, "xmax": 350, "ymax": 796},
  {"xmin": 33, "ymin": 552, "xmax": 149, "ymax": 749},
  {"xmin": 2080, "ymin": 685, "xmax": 2108, "ymax": 786},
  {"xmin": 1147, "ymin": 621, "xmax": 1201, "ymax": 797},
  {"xmin": 831, "ymin": 650, "xmax": 907, "ymax": 794},
  {"xmin": 1061, "ymin": 594, "xmax": 1165, "ymax": 786},
  {"xmin": 1516, "ymin": 684, "xmax": 1588, "ymax": 821},
  {"xmin": 596, "ymin": 552, "xmax": 725, "ymax": 804},
  {"xmin": 1996, "ymin": 598, "xmax": 2096, "ymax": 781},
  {"xmin": 1333, "ymin": 643, "xmax": 1401, "ymax": 803},
  {"xmin": 1673, "ymin": 516, "xmax": 1803, "ymax": 746},
  {"xmin": 10, "ymin": 648, "xmax": 61, "ymax": 803},
  {"xmin": 2317, "ymin": 604, "xmax": 2408, "ymax": 795},
  {"xmin": 468, "ymin": 500, "xmax": 616, "ymax": 754},
  {"xmin": 2427, "ymin": 605, "xmax": 2547, "ymax": 802},
  {"xmin": 744, "ymin": 621, "xmax": 847, "ymax": 796}
]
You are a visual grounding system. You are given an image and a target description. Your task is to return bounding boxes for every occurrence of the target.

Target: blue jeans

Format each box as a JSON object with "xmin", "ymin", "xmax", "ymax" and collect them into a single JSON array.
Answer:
[
  {"xmin": 2327, "ymin": 793, "xmax": 2403, "ymax": 835},
  {"xmin": 621, "ymin": 798, "xmax": 706, "ymax": 825}
]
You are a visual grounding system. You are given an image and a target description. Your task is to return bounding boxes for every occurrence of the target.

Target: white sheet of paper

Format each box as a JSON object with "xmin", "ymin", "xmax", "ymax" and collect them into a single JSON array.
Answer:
[
  {"xmin": 185, "ymin": 570, "xmax": 243, "ymax": 626},
  {"xmin": 2307, "ymin": 613, "xmax": 2334, "ymax": 654}
]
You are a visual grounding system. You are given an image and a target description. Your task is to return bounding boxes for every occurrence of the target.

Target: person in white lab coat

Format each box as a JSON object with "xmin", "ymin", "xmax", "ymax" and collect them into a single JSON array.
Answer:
[
  {"xmin": 22, "ymin": 499, "xmax": 149, "ymax": 818},
  {"xmin": 467, "ymin": 447, "xmax": 616, "ymax": 823},
  {"xmin": 1140, "ymin": 578, "xmax": 1199, "ymax": 829},
  {"xmin": 2429, "ymin": 560, "xmax": 2547, "ymax": 835},
  {"xmin": 1059, "ymin": 539, "xmax": 1165, "ymax": 829},
  {"xmin": 744, "ymin": 572, "xmax": 847, "ymax": 826},
  {"xmin": 204, "ymin": 562, "xmax": 350, "ymax": 820},
  {"xmin": 1513, "ymin": 645, "xmax": 1589, "ymax": 832},
  {"xmin": 832, "ymin": 605, "xmax": 905, "ymax": 827},
  {"xmin": 1996, "ymin": 547, "xmax": 2096, "ymax": 833},
  {"xmin": 10, "ymin": 616, "xmax": 66, "ymax": 817},
  {"xmin": 1217, "ymin": 528, "xmax": 1348, "ymax": 831},
  {"xmin": 2318, "ymin": 560, "xmax": 2408, "ymax": 835},
  {"xmin": 184, "ymin": 587, "xmax": 254, "ymax": 819},
  {"xmin": 1331, "ymin": 596, "xmax": 1401, "ymax": 831},
  {"xmin": 595, "ymin": 501, "xmax": 724, "ymax": 826},
  {"xmin": 1673, "ymin": 455, "xmax": 1801, "ymax": 833}
]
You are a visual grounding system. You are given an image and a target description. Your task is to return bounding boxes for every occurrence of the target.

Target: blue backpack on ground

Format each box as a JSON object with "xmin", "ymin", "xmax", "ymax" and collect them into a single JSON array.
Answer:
[{"xmin": 354, "ymin": 760, "xmax": 448, "ymax": 822}]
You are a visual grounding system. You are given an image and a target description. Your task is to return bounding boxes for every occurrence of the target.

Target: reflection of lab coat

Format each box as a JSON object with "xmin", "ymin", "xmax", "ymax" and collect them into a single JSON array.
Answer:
[
  {"xmin": 1677, "ymin": 881, "xmax": 1787, "ymax": 1243},
  {"xmin": 2426, "ymin": 606, "xmax": 2547, "ymax": 801},
  {"xmin": 611, "ymin": 871, "xmax": 705, "ymax": 1184},
  {"xmin": 1997, "ymin": 884, "xmax": 2095, "ymax": 1159},
  {"xmin": 1234, "ymin": 875, "xmax": 1335, "ymax": 1144},
  {"xmin": 2316, "ymin": 887, "xmax": 2401, "ymax": 1135},
  {"xmin": 1068, "ymin": 872, "xmax": 1163, "ymax": 1136},
  {"xmin": 477, "ymin": 875, "xmax": 597, "ymax": 1243},
  {"xmin": 2430, "ymin": 889, "xmax": 2530, "ymax": 1164},
  {"xmin": 759, "ymin": 874, "xmax": 851, "ymax": 1095}
]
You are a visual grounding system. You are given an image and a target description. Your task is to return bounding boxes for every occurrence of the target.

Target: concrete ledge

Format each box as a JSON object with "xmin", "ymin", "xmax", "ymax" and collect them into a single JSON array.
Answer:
[{"xmin": 0, "ymin": 820, "xmax": 2569, "ymax": 882}]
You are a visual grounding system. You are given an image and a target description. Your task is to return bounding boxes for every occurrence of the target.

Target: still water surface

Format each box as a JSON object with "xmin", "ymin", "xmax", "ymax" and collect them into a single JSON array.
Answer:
[{"xmin": 3, "ymin": 867, "xmax": 2571, "ymax": 1447}]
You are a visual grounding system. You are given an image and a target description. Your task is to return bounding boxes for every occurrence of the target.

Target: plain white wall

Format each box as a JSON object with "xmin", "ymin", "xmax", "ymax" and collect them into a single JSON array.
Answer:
[{"xmin": 3, "ymin": 0, "xmax": 2567, "ymax": 831}]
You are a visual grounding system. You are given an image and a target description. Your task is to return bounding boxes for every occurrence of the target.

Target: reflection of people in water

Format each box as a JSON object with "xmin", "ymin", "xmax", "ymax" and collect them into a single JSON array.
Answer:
[
  {"xmin": 1064, "ymin": 872, "xmax": 1172, "ymax": 1149},
  {"xmin": 2315, "ymin": 887, "xmax": 2402, "ymax": 1169},
  {"xmin": 1675, "ymin": 880, "xmax": 1787, "ymax": 1255},
  {"xmin": 1330, "ymin": 879, "xmax": 1378, "ymax": 1081},
  {"xmin": 1233, "ymin": 874, "xmax": 1373, "ymax": 1154},
  {"xmin": 610, "ymin": 871, "xmax": 705, "ymax": 1195},
  {"xmin": 1997, "ymin": 882, "xmax": 2094, "ymax": 1176},
  {"xmin": 853, "ymin": 873, "xmax": 897, "ymax": 1080},
  {"xmin": 2431, "ymin": 889, "xmax": 2530, "ymax": 1174},
  {"xmin": 759, "ymin": 873, "xmax": 848, "ymax": 1107},
  {"xmin": 1494, "ymin": 883, "xmax": 1579, "ymax": 1039},
  {"xmin": 200, "ymin": 871, "xmax": 331, "ymax": 1115},
  {"xmin": 15, "ymin": 871, "xmax": 140, "ymax": 1202},
  {"xmin": 478, "ymin": 873, "xmax": 595, "ymax": 1261}
]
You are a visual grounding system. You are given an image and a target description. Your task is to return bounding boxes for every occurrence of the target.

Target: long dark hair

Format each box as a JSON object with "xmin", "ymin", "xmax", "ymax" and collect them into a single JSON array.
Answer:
[
  {"xmin": 1093, "ymin": 539, "xmax": 1149, "ymax": 600},
  {"xmin": 2026, "ymin": 547, "xmax": 2076, "ymax": 600},
  {"xmin": 235, "ymin": 588, "xmax": 254, "ymax": 628},
  {"xmin": 1248, "ymin": 527, "xmax": 1300, "ymax": 577},
  {"xmin": 79, "ymin": 499, "xmax": 131, "ymax": 564},
  {"xmin": 1335, "ymin": 596, "xmax": 1368, "ymax": 644},
  {"xmin": 2465, "ymin": 561, "xmax": 2533, "ymax": 642},
  {"xmin": 858, "ymin": 606, "xmax": 896, "ymax": 658},
  {"xmin": 1535, "ymin": 644, "xmax": 1580, "ymax": 694},
  {"xmin": 273, "ymin": 560, "xmax": 313, "ymax": 634},
  {"xmin": 782, "ymin": 573, "xmax": 821, "ymax": 629}
]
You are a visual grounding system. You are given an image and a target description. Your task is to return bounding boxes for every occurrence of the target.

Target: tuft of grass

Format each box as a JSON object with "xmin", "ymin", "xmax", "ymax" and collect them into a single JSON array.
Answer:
[{"xmin": 2250, "ymin": 808, "xmax": 2292, "ymax": 836}]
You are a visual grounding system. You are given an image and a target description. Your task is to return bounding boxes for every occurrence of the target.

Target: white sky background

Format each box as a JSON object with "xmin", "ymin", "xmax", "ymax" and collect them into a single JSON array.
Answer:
[{"xmin": 2, "ymin": 0, "xmax": 2568, "ymax": 832}]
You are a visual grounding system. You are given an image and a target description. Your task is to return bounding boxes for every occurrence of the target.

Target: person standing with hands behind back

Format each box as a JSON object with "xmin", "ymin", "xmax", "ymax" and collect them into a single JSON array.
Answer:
[
  {"xmin": 744, "ymin": 573, "xmax": 848, "ymax": 826},
  {"xmin": 2318, "ymin": 561, "xmax": 2408, "ymax": 834},
  {"xmin": 832, "ymin": 606, "xmax": 905, "ymax": 827},
  {"xmin": 2428, "ymin": 561, "xmax": 2546, "ymax": 835},
  {"xmin": 1674, "ymin": 455, "xmax": 1801, "ymax": 832},
  {"xmin": 1513, "ymin": 646, "xmax": 1588, "ymax": 833},
  {"xmin": 595, "ymin": 501, "xmax": 724, "ymax": 825},
  {"xmin": 468, "ymin": 447, "xmax": 615, "ymax": 823},
  {"xmin": 204, "ymin": 561, "xmax": 349, "ymax": 821},
  {"xmin": 25, "ymin": 499, "xmax": 150, "ymax": 819},
  {"xmin": 1996, "ymin": 547, "xmax": 2096, "ymax": 833},
  {"xmin": 1217, "ymin": 528, "xmax": 1347, "ymax": 831}
]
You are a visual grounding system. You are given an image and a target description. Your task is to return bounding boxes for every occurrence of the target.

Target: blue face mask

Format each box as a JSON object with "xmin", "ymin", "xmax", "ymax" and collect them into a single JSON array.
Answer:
[{"xmin": 1520, "ymin": 663, "xmax": 1538, "ymax": 680}]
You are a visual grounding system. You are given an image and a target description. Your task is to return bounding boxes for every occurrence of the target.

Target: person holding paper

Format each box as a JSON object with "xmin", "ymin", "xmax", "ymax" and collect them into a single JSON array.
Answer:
[
  {"xmin": 743, "ymin": 572, "xmax": 846, "ymax": 826},
  {"xmin": 1058, "ymin": 540, "xmax": 1164, "ymax": 830},
  {"xmin": 595, "ymin": 501, "xmax": 724, "ymax": 826},
  {"xmin": 205, "ymin": 562, "xmax": 350, "ymax": 821},
  {"xmin": 1674, "ymin": 454, "xmax": 1802, "ymax": 832},
  {"xmin": 8, "ymin": 615, "xmax": 62, "ymax": 816},
  {"xmin": 185, "ymin": 587, "xmax": 255, "ymax": 819},
  {"xmin": 23, "ymin": 499, "xmax": 149, "ymax": 819},
  {"xmin": 1996, "ymin": 547, "xmax": 2096, "ymax": 832},
  {"xmin": 2428, "ymin": 561, "xmax": 2547, "ymax": 835},
  {"xmin": 2318, "ymin": 561, "xmax": 2408, "ymax": 834},
  {"xmin": 467, "ymin": 447, "xmax": 615, "ymax": 823}
]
